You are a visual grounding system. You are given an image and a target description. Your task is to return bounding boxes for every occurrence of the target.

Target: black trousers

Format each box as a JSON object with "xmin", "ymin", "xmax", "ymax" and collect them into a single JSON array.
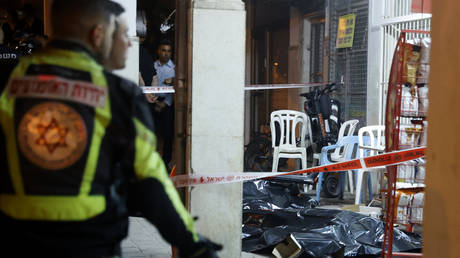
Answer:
[{"xmin": 152, "ymin": 103, "xmax": 174, "ymax": 167}]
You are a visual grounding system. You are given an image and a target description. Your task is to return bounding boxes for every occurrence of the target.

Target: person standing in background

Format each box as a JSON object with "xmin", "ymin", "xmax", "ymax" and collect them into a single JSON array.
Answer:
[
  {"xmin": 139, "ymin": 42, "xmax": 156, "ymax": 86},
  {"xmin": 147, "ymin": 39, "xmax": 175, "ymax": 169},
  {"xmin": 0, "ymin": 25, "xmax": 19, "ymax": 92}
]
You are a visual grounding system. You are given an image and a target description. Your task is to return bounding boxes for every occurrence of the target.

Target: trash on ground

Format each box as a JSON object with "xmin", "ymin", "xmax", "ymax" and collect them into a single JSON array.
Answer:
[{"xmin": 242, "ymin": 180, "xmax": 422, "ymax": 257}]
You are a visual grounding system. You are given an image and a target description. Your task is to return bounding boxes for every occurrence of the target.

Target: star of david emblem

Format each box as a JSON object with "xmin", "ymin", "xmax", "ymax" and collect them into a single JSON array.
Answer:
[
  {"xmin": 35, "ymin": 118, "xmax": 69, "ymax": 154},
  {"xmin": 17, "ymin": 102, "xmax": 88, "ymax": 170}
]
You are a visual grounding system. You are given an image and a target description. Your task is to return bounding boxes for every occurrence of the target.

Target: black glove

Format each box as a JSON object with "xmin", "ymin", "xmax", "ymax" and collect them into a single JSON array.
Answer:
[{"xmin": 180, "ymin": 234, "xmax": 223, "ymax": 258}]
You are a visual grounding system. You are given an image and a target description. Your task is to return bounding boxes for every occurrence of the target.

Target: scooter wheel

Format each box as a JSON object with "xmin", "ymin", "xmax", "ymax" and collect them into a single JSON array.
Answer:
[{"xmin": 323, "ymin": 173, "xmax": 341, "ymax": 198}]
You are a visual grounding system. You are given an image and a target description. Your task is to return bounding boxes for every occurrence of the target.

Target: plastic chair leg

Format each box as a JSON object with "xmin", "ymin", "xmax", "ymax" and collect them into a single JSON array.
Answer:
[
  {"xmin": 315, "ymin": 172, "xmax": 323, "ymax": 201},
  {"xmin": 354, "ymin": 170, "xmax": 373, "ymax": 204},
  {"xmin": 348, "ymin": 170, "xmax": 354, "ymax": 194},
  {"xmin": 301, "ymin": 156, "xmax": 307, "ymax": 170},
  {"xmin": 312, "ymin": 153, "xmax": 320, "ymax": 167},
  {"xmin": 339, "ymin": 171, "xmax": 346, "ymax": 199},
  {"xmin": 367, "ymin": 172, "xmax": 373, "ymax": 201},
  {"xmin": 272, "ymin": 151, "xmax": 279, "ymax": 172},
  {"xmin": 354, "ymin": 170, "xmax": 364, "ymax": 204}
]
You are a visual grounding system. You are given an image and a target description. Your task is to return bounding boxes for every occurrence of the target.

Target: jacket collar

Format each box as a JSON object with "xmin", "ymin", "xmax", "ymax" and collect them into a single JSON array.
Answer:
[
  {"xmin": 47, "ymin": 39, "xmax": 98, "ymax": 62},
  {"xmin": 154, "ymin": 59, "xmax": 174, "ymax": 69}
]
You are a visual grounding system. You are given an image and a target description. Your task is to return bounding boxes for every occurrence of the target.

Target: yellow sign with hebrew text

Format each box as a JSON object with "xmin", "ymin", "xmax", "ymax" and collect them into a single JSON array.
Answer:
[{"xmin": 336, "ymin": 14, "xmax": 356, "ymax": 48}]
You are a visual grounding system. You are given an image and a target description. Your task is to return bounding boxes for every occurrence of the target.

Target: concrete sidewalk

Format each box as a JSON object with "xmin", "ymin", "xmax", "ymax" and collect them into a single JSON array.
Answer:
[
  {"xmin": 121, "ymin": 217, "xmax": 171, "ymax": 258},
  {"xmin": 122, "ymin": 217, "xmax": 268, "ymax": 258},
  {"xmin": 122, "ymin": 191, "xmax": 358, "ymax": 257}
]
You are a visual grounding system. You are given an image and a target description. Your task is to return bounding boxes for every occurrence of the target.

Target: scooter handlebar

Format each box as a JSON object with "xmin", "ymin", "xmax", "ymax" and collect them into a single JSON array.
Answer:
[
  {"xmin": 299, "ymin": 82, "xmax": 338, "ymax": 99},
  {"xmin": 322, "ymin": 82, "xmax": 337, "ymax": 94}
]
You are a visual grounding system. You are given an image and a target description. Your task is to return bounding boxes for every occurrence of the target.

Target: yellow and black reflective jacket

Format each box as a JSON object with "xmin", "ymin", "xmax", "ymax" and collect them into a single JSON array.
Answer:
[{"xmin": 0, "ymin": 40, "xmax": 197, "ymax": 252}]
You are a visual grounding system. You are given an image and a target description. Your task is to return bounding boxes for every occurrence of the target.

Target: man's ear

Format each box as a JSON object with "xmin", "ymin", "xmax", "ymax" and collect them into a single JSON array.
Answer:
[{"xmin": 90, "ymin": 24, "xmax": 104, "ymax": 49}]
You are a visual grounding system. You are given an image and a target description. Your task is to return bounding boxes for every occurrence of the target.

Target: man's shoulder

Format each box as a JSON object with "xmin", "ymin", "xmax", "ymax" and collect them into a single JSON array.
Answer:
[
  {"xmin": 154, "ymin": 60, "xmax": 175, "ymax": 69},
  {"xmin": 104, "ymin": 71, "xmax": 143, "ymax": 97},
  {"xmin": 166, "ymin": 60, "xmax": 175, "ymax": 69}
]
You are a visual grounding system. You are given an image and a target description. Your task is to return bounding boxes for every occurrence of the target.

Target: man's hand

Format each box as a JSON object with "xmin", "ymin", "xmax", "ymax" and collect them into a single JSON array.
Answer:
[
  {"xmin": 139, "ymin": 72, "xmax": 145, "ymax": 86},
  {"xmin": 145, "ymin": 93, "xmax": 158, "ymax": 103},
  {"xmin": 164, "ymin": 77, "xmax": 174, "ymax": 86},
  {"xmin": 154, "ymin": 100, "xmax": 166, "ymax": 112}
]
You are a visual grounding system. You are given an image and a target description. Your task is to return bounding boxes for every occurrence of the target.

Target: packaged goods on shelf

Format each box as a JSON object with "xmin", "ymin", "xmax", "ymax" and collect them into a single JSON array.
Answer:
[
  {"xmin": 418, "ymin": 86, "xmax": 429, "ymax": 116},
  {"xmin": 395, "ymin": 189, "xmax": 424, "ymax": 226},
  {"xmin": 399, "ymin": 124, "xmax": 423, "ymax": 148},
  {"xmin": 410, "ymin": 192, "xmax": 425, "ymax": 223},
  {"xmin": 401, "ymin": 86, "xmax": 419, "ymax": 117},
  {"xmin": 403, "ymin": 44, "xmax": 421, "ymax": 86},
  {"xmin": 415, "ymin": 159, "xmax": 426, "ymax": 182},
  {"xmin": 417, "ymin": 37, "xmax": 431, "ymax": 85},
  {"xmin": 397, "ymin": 162, "xmax": 415, "ymax": 182},
  {"xmin": 419, "ymin": 121, "xmax": 428, "ymax": 146},
  {"xmin": 395, "ymin": 190, "xmax": 412, "ymax": 225}
]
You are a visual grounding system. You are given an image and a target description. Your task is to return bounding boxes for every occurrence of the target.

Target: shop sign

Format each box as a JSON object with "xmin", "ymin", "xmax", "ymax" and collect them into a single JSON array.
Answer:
[{"xmin": 336, "ymin": 13, "xmax": 356, "ymax": 49}]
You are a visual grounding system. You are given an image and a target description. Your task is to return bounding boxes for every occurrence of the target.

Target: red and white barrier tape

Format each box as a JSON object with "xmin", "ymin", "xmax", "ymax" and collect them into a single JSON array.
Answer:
[
  {"xmin": 142, "ymin": 86, "xmax": 175, "ymax": 94},
  {"xmin": 245, "ymin": 83, "xmax": 330, "ymax": 91},
  {"xmin": 141, "ymin": 83, "xmax": 330, "ymax": 94},
  {"xmin": 171, "ymin": 147, "xmax": 426, "ymax": 188}
]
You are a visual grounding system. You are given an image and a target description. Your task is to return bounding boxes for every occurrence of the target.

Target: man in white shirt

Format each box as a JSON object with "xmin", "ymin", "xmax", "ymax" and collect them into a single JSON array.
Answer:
[{"xmin": 148, "ymin": 39, "xmax": 175, "ymax": 168}]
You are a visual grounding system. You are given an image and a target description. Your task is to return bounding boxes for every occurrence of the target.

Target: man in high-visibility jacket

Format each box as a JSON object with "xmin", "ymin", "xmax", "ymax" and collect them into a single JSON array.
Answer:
[{"xmin": 0, "ymin": 0, "xmax": 220, "ymax": 257}]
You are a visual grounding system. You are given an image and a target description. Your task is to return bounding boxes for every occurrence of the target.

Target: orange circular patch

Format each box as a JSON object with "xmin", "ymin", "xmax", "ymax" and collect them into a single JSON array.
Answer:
[{"xmin": 18, "ymin": 102, "xmax": 87, "ymax": 170}]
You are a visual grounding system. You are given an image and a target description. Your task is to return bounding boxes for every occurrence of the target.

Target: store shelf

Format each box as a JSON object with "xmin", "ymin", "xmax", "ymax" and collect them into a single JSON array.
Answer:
[
  {"xmin": 396, "ymin": 182, "xmax": 425, "ymax": 189},
  {"xmin": 382, "ymin": 30, "xmax": 430, "ymax": 258}
]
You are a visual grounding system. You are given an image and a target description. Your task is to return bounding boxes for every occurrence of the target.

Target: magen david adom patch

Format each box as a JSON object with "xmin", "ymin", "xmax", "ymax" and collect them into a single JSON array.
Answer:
[{"xmin": 17, "ymin": 102, "xmax": 88, "ymax": 170}]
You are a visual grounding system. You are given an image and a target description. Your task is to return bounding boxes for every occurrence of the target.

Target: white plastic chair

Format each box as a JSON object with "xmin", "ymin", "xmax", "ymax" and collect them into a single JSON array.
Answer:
[
  {"xmin": 270, "ymin": 110, "xmax": 308, "ymax": 172},
  {"xmin": 314, "ymin": 120, "xmax": 359, "ymax": 201},
  {"xmin": 304, "ymin": 115, "xmax": 320, "ymax": 166},
  {"xmin": 355, "ymin": 125, "xmax": 385, "ymax": 204},
  {"xmin": 330, "ymin": 119, "xmax": 359, "ymax": 160},
  {"xmin": 330, "ymin": 119, "xmax": 359, "ymax": 193},
  {"xmin": 316, "ymin": 135, "xmax": 360, "ymax": 201}
]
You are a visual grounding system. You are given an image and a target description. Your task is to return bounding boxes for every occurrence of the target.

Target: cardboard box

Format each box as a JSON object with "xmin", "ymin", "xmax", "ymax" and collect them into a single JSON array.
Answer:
[{"xmin": 272, "ymin": 234, "xmax": 302, "ymax": 258}]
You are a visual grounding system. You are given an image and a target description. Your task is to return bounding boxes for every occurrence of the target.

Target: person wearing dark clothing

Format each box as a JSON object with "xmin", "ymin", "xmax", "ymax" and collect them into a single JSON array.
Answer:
[
  {"xmin": 139, "ymin": 44, "xmax": 155, "ymax": 86},
  {"xmin": 0, "ymin": 1, "xmax": 220, "ymax": 257},
  {"xmin": 19, "ymin": 4, "xmax": 44, "ymax": 36},
  {"xmin": 2, "ymin": 9, "xmax": 18, "ymax": 47},
  {"xmin": 0, "ymin": 26, "xmax": 19, "ymax": 92}
]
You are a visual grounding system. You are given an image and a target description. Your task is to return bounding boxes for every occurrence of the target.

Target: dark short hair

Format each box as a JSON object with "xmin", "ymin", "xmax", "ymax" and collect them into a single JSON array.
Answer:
[
  {"xmin": 109, "ymin": 1, "xmax": 125, "ymax": 17},
  {"xmin": 111, "ymin": 1, "xmax": 126, "ymax": 33},
  {"xmin": 51, "ymin": 0, "xmax": 124, "ymax": 38},
  {"xmin": 158, "ymin": 39, "xmax": 173, "ymax": 49}
]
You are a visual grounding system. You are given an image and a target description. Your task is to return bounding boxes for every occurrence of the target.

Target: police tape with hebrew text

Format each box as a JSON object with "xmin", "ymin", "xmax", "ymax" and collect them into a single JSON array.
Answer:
[
  {"xmin": 142, "ymin": 86, "xmax": 175, "ymax": 94},
  {"xmin": 141, "ymin": 83, "xmax": 332, "ymax": 94},
  {"xmin": 171, "ymin": 146, "xmax": 426, "ymax": 188}
]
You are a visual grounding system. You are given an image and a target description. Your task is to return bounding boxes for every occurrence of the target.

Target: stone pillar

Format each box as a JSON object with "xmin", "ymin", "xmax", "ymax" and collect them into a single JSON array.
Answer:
[
  {"xmin": 190, "ymin": 0, "xmax": 246, "ymax": 257},
  {"xmin": 367, "ymin": 0, "xmax": 385, "ymax": 195},
  {"xmin": 112, "ymin": 0, "xmax": 139, "ymax": 83},
  {"xmin": 287, "ymin": 6, "xmax": 302, "ymax": 112},
  {"xmin": 367, "ymin": 0, "xmax": 385, "ymax": 125},
  {"xmin": 423, "ymin": 1, "xmax": 460, "ymax": 257}
]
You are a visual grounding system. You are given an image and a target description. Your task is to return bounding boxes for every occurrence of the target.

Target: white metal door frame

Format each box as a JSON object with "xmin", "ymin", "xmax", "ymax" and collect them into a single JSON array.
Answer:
[{"xmin": 367, "ymin": 0, "xmax": 431, "ymax": 125}]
